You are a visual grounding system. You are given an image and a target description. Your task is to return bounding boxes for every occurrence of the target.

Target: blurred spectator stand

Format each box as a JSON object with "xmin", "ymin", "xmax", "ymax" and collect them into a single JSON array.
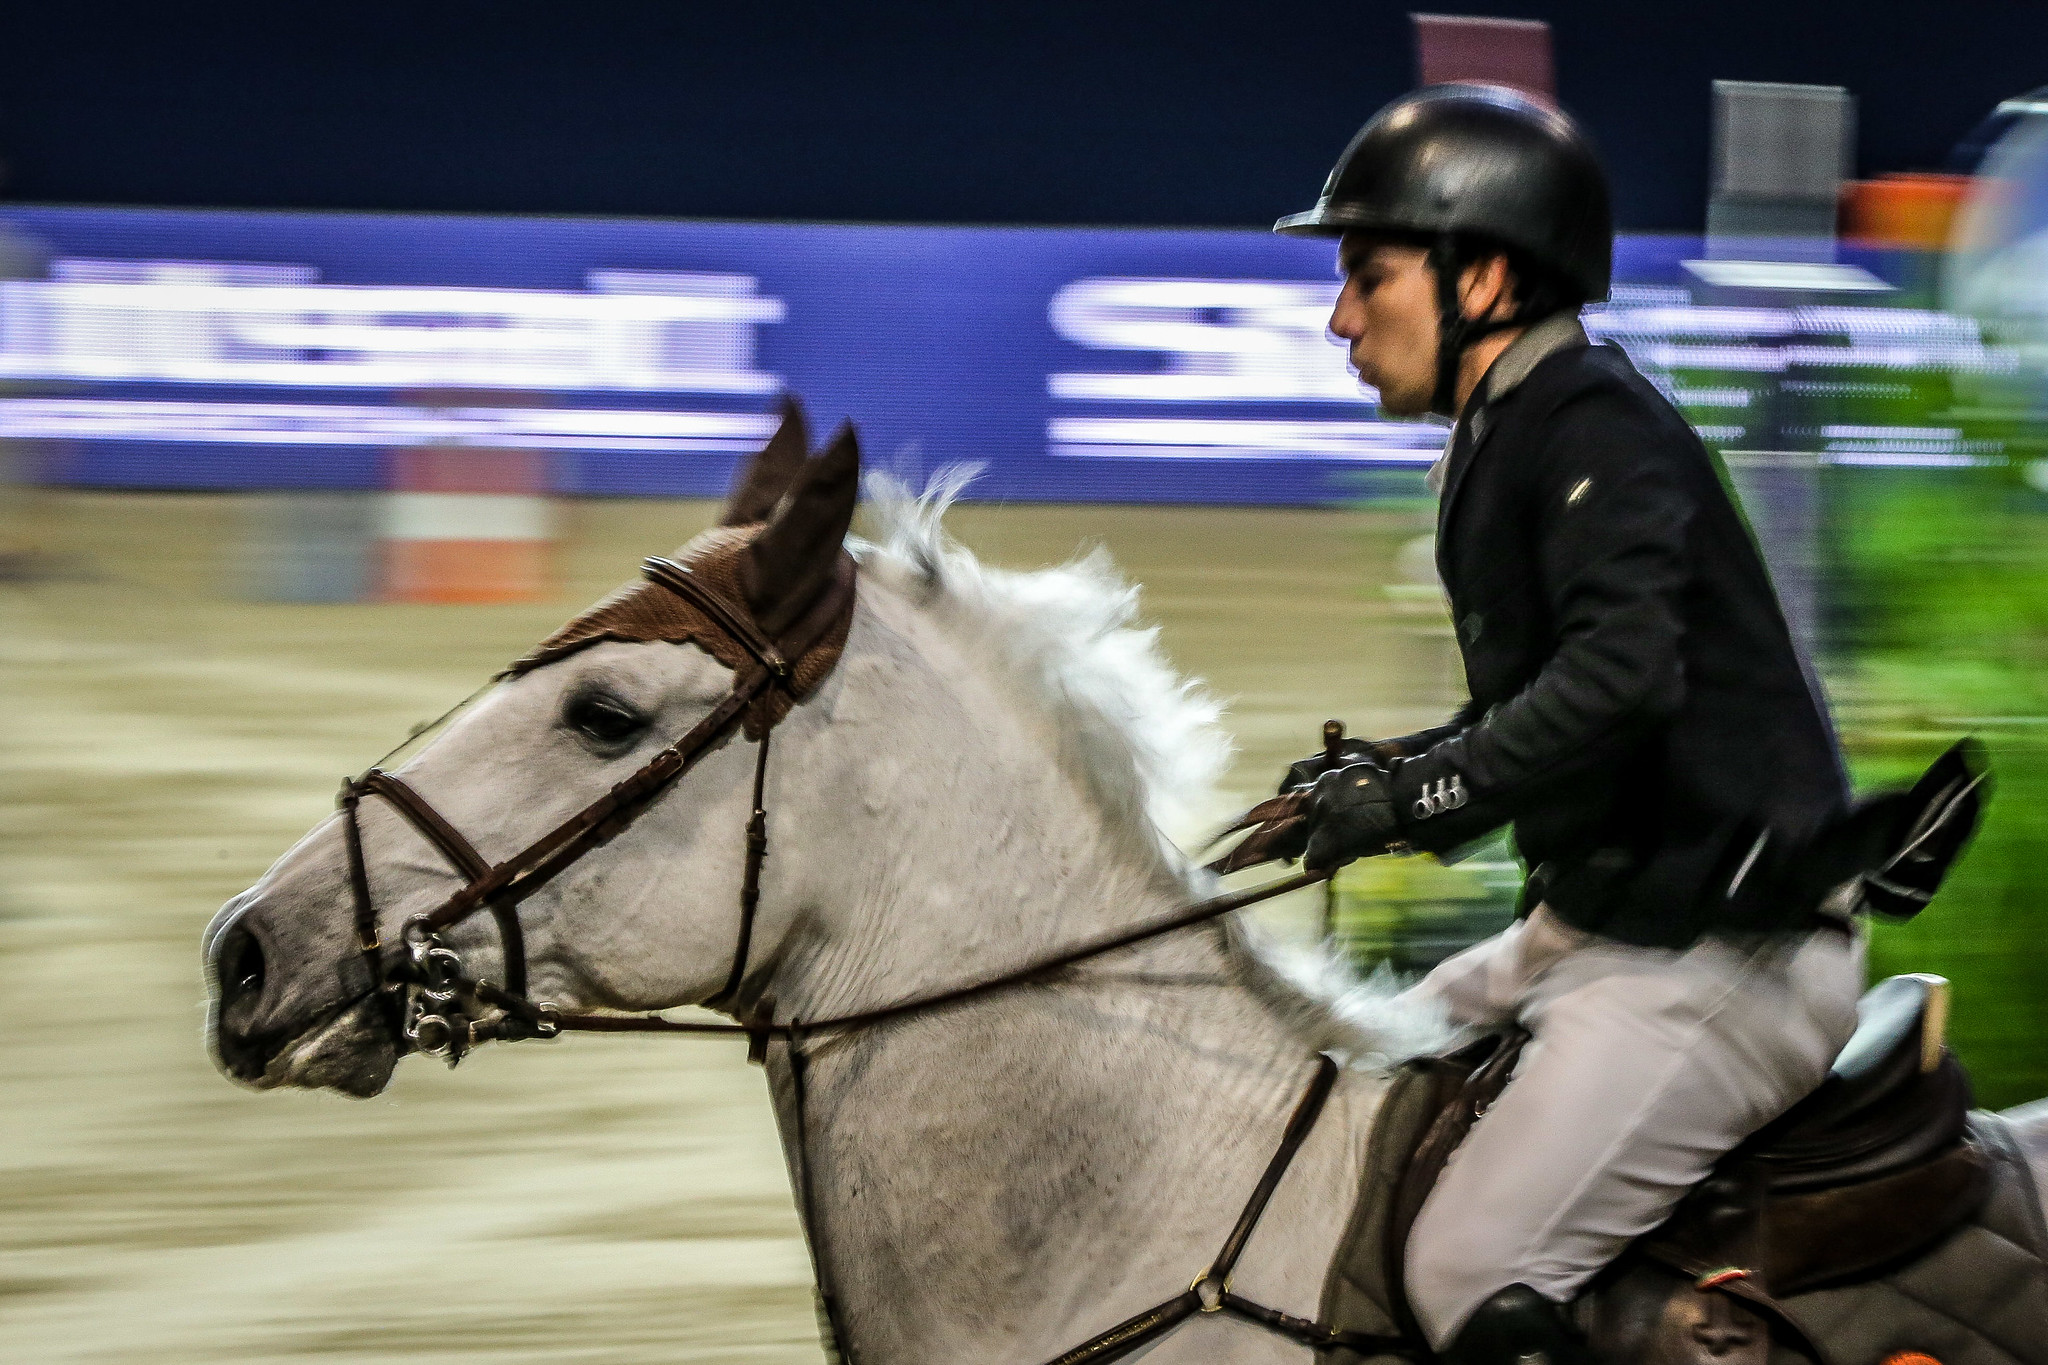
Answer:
[
  {"xmin": 1708, "ymin": 81, "xmax": 1856, "ymax": 259},
  {"xmin": 1693, "ymin": 82, "xmax": 1869, "ymax": 664}
]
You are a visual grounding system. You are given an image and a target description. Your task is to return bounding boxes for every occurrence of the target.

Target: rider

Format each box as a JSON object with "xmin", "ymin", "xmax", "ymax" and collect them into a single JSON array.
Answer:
[{"xmin": 1271, "ymin": 85, "xmax": 1866, "ymax": 1363}]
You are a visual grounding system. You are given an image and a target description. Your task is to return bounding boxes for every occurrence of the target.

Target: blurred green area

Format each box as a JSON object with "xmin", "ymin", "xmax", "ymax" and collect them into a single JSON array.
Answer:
[
  {"xmin": 1832, "ymin": 460, "xmax": 2048, "ymax": 1108},
  {"xmin": 1329, "ymin": 841, "xmax": 1517, "ymax": 976}
]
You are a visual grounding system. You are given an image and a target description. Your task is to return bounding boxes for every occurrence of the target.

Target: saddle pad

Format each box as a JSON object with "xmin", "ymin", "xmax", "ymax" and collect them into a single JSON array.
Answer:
[{"xmin": 1769, "ymin": 1112, "xmax": 2048, "ymax": 1365}]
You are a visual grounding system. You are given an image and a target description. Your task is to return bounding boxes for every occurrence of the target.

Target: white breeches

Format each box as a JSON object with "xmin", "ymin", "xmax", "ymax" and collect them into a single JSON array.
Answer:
[{"xmin": 1401, "ymin": 905, "xmax": 1865, "ymax": 1347}]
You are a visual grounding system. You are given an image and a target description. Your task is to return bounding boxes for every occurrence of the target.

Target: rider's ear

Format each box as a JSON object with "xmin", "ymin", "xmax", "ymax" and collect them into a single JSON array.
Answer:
[
  {"xmin": 721, "ymin": 394, "xmax": 811, "ymax": 527},
  {"xmin": 743, "ymin": 423, "xmax": 859, "ymax": 637}
]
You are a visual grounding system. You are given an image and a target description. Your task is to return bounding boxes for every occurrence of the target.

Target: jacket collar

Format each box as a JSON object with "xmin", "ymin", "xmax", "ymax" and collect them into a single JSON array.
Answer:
[{"xmin": 1431, "ymin": 312, "xmax": 1590, "ymax": 524}]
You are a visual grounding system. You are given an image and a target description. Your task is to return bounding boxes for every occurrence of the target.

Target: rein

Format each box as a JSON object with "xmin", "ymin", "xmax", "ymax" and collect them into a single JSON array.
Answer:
[{"xmin": 335, "ymin": 552, "xmax": 1414, "ymax": 1364}]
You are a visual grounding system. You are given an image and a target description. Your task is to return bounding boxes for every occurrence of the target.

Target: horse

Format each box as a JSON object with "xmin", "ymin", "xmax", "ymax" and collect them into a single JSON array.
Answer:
[{"xmin": 205, "ymin": 409, "xmax": 2048, "ymax": 1363}]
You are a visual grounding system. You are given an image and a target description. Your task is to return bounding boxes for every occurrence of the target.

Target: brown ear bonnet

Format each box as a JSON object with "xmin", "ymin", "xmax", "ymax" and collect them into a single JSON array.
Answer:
[{"xmin": 501, "ymin": 401, "xmax": 858, "ymax": 737}]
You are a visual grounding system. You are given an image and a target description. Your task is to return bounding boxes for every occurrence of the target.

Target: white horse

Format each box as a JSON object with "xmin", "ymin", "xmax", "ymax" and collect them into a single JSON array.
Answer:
[{"xmin": 206, "ymin": 419, "xmax": 2048, "ymax": 1364}]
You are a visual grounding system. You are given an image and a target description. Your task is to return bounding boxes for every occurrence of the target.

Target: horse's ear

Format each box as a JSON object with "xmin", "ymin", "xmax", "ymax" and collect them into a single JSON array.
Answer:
[
  {"xmin": 721, "ymin": 395, "xmax": 809, "ymax": 527},
  {"xmin": 743, "ymin": 424, "xmax": 859, "ymax": 637}
]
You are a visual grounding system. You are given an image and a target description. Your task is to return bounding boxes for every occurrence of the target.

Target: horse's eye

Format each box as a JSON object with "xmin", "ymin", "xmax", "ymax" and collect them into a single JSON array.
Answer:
[{"xmin": 564, "ymin": 692, "xmax": 647, "ymax": 745}]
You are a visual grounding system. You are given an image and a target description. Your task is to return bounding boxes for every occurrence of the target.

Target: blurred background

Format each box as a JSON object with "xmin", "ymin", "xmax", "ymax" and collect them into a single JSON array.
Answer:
[{"xmin": 4, "ymin": 3, "xmax": 2048, "ymax": 1360}]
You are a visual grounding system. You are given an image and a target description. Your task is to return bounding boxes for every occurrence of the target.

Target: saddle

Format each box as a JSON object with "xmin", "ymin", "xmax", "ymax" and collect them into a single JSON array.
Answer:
[
  {"xmin": 1645, "ymin": 974, "xmax": 1981, "ymax": 1297},
  {"xmin": 1322, "ymin": 973, "xmax": 2022, "ymax": 1364}
]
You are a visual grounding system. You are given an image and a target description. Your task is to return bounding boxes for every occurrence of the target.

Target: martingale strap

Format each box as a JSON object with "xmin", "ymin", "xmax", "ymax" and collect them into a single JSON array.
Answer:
[{"xmin": 1036, "ymin": 1057, "xmax": 1412, "ymax": 1365}]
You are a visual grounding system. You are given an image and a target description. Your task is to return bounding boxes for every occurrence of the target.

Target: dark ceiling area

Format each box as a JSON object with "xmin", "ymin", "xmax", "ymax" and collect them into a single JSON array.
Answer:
[{"xmin": 0, "ymin": 1, "xmax": 2040, "ymax": 231}]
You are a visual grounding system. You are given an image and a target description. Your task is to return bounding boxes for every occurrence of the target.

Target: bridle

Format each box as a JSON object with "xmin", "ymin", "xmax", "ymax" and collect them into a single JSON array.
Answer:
[
  {"xmin": 338, "ymin": 552, "xmax": 795, "ymax": 1061},
  {"xmin": 333, "ymin": 549, "xmax": 1417, "ymax": 1364}
]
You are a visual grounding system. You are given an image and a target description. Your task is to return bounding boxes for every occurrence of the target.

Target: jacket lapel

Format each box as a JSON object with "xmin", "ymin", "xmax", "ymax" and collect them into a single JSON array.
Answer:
[
  {"xmin": 1435, "ymin": 319, "xmax": 1592, "ymax": 554},
  {"xmin": 1434, "ymin": 412, "xmax": 1493, "ymax": 581}
]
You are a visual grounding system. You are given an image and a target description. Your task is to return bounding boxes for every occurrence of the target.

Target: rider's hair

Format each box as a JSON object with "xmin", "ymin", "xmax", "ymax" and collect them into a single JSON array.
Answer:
[
  {"xmin": 1434, "ymin": 232, "xmax": 1588, "ymax": 320},
  {"xmin": 1351, "ymin": 228, "xmax": 1587, "ymax": 321}
]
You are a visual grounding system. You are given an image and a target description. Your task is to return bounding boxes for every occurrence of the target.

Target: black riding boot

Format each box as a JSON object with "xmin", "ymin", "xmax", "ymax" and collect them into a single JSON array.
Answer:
[{"xmin": 1440, "ymin": 1284, "xmax": 1591, "ymax": 1365}]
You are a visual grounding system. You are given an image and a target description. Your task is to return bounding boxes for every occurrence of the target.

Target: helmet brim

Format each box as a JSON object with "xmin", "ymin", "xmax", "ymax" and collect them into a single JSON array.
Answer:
[
  {"xmin": 1274, "ymin": 203, "xmax": 1449, "ymax": 240},
  {"xmin": 1272, "ymin": 207, "xmax": 1345, "ymax": 237}
]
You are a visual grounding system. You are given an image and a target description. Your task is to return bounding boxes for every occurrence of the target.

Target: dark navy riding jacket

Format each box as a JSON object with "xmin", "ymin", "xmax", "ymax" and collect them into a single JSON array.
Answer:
[{"xmin": 1386, "ymin": 321, "xmax": 1849, "ymax": 948}]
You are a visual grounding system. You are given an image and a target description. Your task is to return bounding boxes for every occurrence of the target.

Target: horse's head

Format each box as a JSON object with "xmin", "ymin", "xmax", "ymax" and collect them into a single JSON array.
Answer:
[
  {"xmin": 206, "ymin": 394, "xmax": 1236, "ymax": 1100},
  {"xmin": 203, "ymin": 403, "xmax": 865, "ymax": 1096}
]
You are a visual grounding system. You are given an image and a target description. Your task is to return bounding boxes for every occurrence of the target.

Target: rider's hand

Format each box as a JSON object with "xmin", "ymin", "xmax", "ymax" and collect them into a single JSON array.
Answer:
[
  {"xmin": 1301, "ymin": 761, "xmax": 1404, "ymax": 872},
  {"xmin": 1278, "ymin": 736, "xmax": 1383, "ymax": 794}
]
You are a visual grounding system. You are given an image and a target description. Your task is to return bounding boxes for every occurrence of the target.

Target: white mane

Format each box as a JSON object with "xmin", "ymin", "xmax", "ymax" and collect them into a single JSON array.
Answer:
[
  {"xmin": 854, "ymin": 470, "xmax": 1454, "ymax": 1067},
  {"xmin": 857, "ymin": 468, "xmax": 1232, "ymax": 850}
]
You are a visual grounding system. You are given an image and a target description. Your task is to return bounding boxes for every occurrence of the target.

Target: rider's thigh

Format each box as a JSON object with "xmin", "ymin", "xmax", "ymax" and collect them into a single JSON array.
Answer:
[
  {"xmin": 1400, "ymin": 906, "xmax": 1587, "ymax": 1029},
  {"xmin": 1403, "ymin": 926, "xmax": 1857, "ymax": 1347},
  {"xmin": 1784, "ymin": 921, "xmax": 1865, "ymax": 1055}
]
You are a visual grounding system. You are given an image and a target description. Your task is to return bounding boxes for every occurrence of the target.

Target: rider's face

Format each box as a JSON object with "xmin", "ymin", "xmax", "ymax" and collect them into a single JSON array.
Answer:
[{"xmin": 1328, "ymin": 235, "xmax": 1439, "ymax": 418}]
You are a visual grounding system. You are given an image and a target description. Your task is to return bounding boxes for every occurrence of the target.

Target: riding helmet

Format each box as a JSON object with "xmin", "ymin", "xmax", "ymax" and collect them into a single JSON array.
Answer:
[{"xmin": 1275, "ymin": 84, "xmax": 1613, "ymax": 305}]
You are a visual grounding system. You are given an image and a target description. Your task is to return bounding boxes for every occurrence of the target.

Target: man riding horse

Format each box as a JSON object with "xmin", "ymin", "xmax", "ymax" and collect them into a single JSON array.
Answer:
[{"xmin": 1267, "ymin": 85, "xmax": 1978, "ymax": 1364}]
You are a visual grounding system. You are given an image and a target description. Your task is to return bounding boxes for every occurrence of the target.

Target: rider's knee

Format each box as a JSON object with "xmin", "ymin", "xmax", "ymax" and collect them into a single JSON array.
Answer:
[{"xmin": 1406, "ymin": 1213, "xmax": 1518, "ymax": 1347}]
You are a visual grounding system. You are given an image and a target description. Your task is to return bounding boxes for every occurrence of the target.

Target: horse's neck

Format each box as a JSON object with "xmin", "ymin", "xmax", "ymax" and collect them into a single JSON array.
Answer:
[
  {"xmin": 765, "ymin": 932, "xmax": 1383, "ymax": 1365},
  {"xmin": 749, "ymin": 596, "xmax": 1381, "ymax": 1361},
  {"xmin": 762, "ymin": 593, "xmax": 1210, "ymax": 1025}
]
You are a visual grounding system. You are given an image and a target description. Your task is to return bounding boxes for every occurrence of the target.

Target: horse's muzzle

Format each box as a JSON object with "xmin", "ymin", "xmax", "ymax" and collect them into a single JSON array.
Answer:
[{"xmin": 204, "ymin": 899, "xmax": 397, "ymax": 1097}]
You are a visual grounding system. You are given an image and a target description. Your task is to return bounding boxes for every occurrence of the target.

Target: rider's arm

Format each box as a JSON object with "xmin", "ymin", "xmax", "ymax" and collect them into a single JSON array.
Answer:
[
  {"xmin": 1386, "ymin": 393, "xmax": 1695, "ymax": 853},
  {"xmin": 1377, "ymin": 705, "xmax": 1479, "ymax": 760}
]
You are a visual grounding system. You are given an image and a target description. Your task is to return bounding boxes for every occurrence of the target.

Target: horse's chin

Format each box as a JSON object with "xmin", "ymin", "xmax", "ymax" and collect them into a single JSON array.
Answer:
[{"xmin": 247, "ymin": 997, "xmax": 399, "ymax": 1098}]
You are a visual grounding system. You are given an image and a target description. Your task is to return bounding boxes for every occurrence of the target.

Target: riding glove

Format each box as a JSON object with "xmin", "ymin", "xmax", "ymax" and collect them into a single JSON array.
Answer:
[
  {"xmin": 1301, "ymin": 760, "xmax": 1404, "ymax": 871},
  {"xmin": 1278, "ymin": 736, "xmax": 1380, "ymax": 793},
  {"xmin": 1276, "ymin": 722, "xmax": 1468, "ymax": 795}
]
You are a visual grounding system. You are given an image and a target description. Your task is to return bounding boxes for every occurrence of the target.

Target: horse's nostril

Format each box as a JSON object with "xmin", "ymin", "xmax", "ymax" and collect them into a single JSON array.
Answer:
[
  {"xmin": 233, "ymin": 934, "xmax": 265, "ymax": 999},
  {"xmin": 208, "ymin": 922, "xmax": 273, "ymax": 1080},
  {"xmin": 216, "ymin": 926, "xmax": 266, "ymax": 1005}
]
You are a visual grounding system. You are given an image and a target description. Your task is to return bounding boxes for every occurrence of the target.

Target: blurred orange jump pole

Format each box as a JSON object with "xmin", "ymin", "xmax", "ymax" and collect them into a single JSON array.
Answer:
[
  {"xmin": 380, "ymin": 395, "xmax": 555, "ymax": 604},
  {"xmin": 1841, "ymin": 172, "xmax": 1974, "ymax": 250}
]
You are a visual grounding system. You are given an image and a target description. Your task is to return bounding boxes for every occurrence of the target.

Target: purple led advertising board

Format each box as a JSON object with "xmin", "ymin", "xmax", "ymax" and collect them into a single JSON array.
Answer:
[{"xmin": 0, "ymin": 206, "xmax": 1950, "ymax": 504}]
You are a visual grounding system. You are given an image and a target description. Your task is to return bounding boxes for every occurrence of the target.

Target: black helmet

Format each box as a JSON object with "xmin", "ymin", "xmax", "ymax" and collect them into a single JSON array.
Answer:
[
  {"xmin": 1279, "ymin": 85, "xmax": 1612, "ymax": 416},
  {"xmin": 1276, "ymin": 84, "xmax": 1613, "ymax": 305}
]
